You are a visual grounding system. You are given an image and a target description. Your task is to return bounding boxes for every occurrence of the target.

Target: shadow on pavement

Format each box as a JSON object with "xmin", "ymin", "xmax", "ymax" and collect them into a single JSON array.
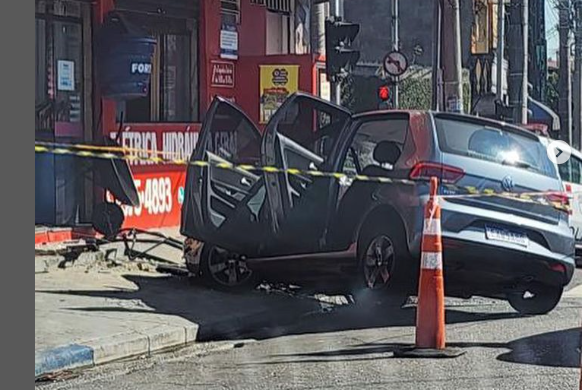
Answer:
[
  {"xmin": 36, "ymin": 273, "xmax": 526, "ymax": 343},
  {"xmin": 494, "ymin": 327, "xmax": 582, "ymax": 368},
  {"xmin": 257, "ymin": 328, "xmax": 582, "ymax": 369}
]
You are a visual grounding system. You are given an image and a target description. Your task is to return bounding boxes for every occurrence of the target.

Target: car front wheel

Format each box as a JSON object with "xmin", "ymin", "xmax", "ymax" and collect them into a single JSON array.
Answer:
[
  {"xmin": 507, "ymin": 283, "xmax": 563, "ymax": 315},
  {"xmin": 200, "ymin": 245, "xmax": 258, "ymax": 292}
]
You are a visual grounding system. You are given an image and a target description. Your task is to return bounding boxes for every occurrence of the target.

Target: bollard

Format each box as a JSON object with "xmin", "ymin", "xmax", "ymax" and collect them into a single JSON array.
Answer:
[{"xmin": 394, "ymin": 177, "xmax": 464, "ymax": 358}]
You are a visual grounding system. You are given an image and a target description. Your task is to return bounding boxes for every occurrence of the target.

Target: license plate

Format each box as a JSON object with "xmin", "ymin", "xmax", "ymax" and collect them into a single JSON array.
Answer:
[{"xmin": 485, "ymin": 226, "xmax": 529, "ymax": 247}]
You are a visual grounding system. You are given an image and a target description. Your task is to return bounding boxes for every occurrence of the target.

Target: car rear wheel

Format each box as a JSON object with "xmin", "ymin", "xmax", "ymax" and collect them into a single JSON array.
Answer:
[
  {"xmin": 200, "ymin": 245, "xmax": 258, "ymax": 292},
  {"xmin": 353, "ymin": 223, "xmax": 412, "ymax": 306},
  {"xmin": 507, "ymin": 283, "xmax": 563, "ymax": 315}
]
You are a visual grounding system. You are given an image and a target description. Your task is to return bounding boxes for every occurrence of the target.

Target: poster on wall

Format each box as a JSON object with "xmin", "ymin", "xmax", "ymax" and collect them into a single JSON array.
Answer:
[
  {"xmin": 57, "ymin": 60, "xmax": 75, "ymax": 91},
  {"xmin": 259, "ymin": 65, "xmax": 299, "ymax": 124},
  {"xmin": 211, "ymin": 61, "xmax": 235, "ymax": 88},
  {"xmin": 220, "ymin": 24, "xmax": 238, "ymax": 60}
]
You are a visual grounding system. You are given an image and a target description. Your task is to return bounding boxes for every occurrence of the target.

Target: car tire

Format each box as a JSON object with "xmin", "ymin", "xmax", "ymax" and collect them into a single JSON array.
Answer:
[
  {"xmin": 352, "ymin": 221, "xmax": 412, "ymax": 306},
  {"xmin": 507, "ymin": 283, "xmax": 563, "ymax": 315},
  {"xmin": 199, "ymin": 245, "xmax": 259, "ymax": 292}
]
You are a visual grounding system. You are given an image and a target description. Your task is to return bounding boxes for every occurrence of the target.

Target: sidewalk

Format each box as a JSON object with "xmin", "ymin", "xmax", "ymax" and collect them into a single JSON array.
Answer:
[{"xmin": 35, "ymin": 257, "xmax": 322, "ymax": 378}]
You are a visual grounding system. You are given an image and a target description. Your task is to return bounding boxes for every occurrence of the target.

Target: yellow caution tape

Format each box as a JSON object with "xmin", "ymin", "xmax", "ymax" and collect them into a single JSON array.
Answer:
[{"xmin": 34, "ymin": 142, "xmax": 572, "ymax": 212}]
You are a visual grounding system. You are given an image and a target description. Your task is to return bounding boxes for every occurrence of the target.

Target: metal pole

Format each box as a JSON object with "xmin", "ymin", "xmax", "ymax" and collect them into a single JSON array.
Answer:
[
  {"xmin": 559, "ymin": 0, "xmax": 573, "ymax": 143},
  {"xmin": 392, "ymin": 0, "xmax": 400, "ymax": 108},
  {"xmin": 573, "ymin": 0, "xmax": 582, "ymax": 149},
  {"xmin": 508, "ymin": 0, "xmax": 528, "ymax": 124},
  {"xmin": 442, "ymin": 0, "xmax": 464, "ymax": 112},
  {"xmin": 330, "ymin": 0, "xmax": 342, "ymax": 105},
  {"xmin": 496, "ymin": 0, "xmax": 506, "ymax": 101},
  {"xmin": 432, "ymin": 0, "xmax": 443, "ymax": 111},
  {"xmin": 311, "ymin": 1, "xmax": 326, "ymax": 57}
]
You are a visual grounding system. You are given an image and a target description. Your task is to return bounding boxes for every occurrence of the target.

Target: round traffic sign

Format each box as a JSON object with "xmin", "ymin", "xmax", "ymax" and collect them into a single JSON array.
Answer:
[{"xmin": 383, "ymin": 51, "xmax": 409, "ymax": 77}]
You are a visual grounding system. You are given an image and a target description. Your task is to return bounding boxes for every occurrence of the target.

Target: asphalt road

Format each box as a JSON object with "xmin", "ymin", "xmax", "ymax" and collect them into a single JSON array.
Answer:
[{"xmin": 39, "ymin": 269, "xmax": 582, "ymax": 390}]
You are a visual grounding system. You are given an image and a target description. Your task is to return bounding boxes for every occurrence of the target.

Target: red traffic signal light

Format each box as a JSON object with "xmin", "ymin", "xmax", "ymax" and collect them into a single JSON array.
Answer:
[{"xmin": 379, "ymin": 85, "xmax": 390, "ymax": 101}]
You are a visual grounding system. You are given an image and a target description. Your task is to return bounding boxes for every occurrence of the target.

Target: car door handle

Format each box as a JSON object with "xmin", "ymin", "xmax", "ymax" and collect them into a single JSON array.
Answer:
[{"xmin": 240, "ymin": 177, "xmax": 252, "ymax": 187}]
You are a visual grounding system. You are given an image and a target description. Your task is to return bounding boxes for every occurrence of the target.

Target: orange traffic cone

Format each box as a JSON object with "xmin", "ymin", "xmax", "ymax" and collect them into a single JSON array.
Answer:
[{"xmin": 394, "ymin": 177, "xmax": 464, "ymax": 358}]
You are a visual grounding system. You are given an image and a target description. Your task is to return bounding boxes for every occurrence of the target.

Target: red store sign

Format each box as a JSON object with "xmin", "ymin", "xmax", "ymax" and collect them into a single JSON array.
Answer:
[
  {"xmin": 108, "ymin": 123, "xmax": 201, "ymax": 230},
  {"xmin": 210, "ymin": 60, "xmax": 235, "ymax": 88}
]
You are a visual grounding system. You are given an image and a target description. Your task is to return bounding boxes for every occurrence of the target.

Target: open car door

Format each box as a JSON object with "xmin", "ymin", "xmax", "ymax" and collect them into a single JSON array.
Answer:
[
  {"xmin": 181, "ymin": 97, "xmax": 267, "ymax": 255},
  {"xmin": 261, "ymin": 93, "xmax": 352, "ymax": 255}
]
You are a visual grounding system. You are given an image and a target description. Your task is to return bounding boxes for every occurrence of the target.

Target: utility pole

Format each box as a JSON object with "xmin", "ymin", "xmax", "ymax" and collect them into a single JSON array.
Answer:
[
  {"xmin": 573, "ymin": 0, "xmax": 582, "ymax": 149},
  {"xmin": 559, "ymin": 0, "xmax": 573, "ymax": 143},
  {"xmin": 330, "ymin": 0, "xmax": 342, "ymax": 105},
  {"xmin": 432, "ymin": 0, "xmax": 443, "ymax": 111},
  {"xmin": 496, "ymin": 0, "xmax": 506, "ymax": 102},
  {"xmin": 442, "ymin": 0, "xmax": 464, "ymax": 112},
  {"xmin": 508, "ymin": 0, "xmax": 529, "ymax": 124},
  {"xmin": 391, "ymin": 0, "xmax": 400, "ymax": 108}
]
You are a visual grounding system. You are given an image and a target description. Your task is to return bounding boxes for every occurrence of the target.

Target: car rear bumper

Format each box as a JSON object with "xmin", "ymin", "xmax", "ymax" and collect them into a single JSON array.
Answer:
[{"xmin": 441, "ymin": 235, "xmax": 574, "ymax": 290}]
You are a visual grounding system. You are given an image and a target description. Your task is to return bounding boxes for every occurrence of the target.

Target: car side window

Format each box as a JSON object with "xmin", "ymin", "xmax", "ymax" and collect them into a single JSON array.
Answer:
[
  {"xmin": 571, "ymin": 157, "xmax": 582, "ymax": 184},
  {"xmin": 342, "ymin": 117, "xmax": 409, "ymax": 175},
  {"xmin": 558, "ymin": 159, "xmax": 572, "ymax": 183}
]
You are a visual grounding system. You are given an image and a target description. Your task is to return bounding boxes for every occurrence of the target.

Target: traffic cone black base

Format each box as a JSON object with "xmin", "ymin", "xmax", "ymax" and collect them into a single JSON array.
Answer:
[{"xmin": 393, "ymin": 346, "xmax": 465, "ymax": 359}]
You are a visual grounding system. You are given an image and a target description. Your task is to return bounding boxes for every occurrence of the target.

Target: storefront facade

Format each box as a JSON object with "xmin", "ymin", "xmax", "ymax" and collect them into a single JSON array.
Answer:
[{"xmin": 35, "ymin": 0, "xmax": 328, "ymax": 230}]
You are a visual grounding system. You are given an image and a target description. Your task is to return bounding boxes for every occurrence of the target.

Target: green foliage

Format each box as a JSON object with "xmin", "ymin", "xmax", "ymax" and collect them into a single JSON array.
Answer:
[{"xmin": 400, "ymin": 76, "xmax": 432, "ymax": 110}]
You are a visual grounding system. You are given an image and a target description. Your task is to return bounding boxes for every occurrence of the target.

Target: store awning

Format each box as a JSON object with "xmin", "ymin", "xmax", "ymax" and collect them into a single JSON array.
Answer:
[{"xmin": 527, "ymin": 97, "xmax": 560, "ymax": 132}]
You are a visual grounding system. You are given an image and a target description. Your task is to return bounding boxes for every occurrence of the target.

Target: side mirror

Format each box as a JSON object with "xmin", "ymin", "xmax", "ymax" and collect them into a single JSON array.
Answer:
[{"xmin": 373, "ymin": 141, "xmax": 402, "ymax": 165}]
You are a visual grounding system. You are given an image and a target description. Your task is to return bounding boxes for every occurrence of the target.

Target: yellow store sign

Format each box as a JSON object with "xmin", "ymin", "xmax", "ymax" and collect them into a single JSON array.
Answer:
[{"xmin": 259, "ymin": 65, "xmax": 299, "ymax": 124}]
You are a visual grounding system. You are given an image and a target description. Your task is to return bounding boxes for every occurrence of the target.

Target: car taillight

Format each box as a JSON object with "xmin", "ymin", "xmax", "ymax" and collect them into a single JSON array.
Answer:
[
  {"xmin": 409, "ymin": 162, "xmax": 465, "ymax": 183},
  {"xmin": 549, "ymin": 263, "xmax": 566, "ymax": 274},
  {"xmin": 546, "ymin": 190, "xmax": 571, "ymax": 214}
]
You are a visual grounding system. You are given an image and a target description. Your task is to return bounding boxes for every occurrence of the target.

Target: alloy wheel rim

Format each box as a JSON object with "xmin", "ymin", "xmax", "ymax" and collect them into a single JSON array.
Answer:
[
  {"xmin": 363, "ymin": 235, "xmax": 395, "ymax": 290},
  {"xmin": 208, "ymin": 248, "xmax": 253, "ymax": 286}
]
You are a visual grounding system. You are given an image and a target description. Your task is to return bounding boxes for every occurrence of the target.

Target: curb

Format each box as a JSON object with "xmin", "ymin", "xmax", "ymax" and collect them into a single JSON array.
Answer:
[
  {"xmin": 35, "ymin": 296, "xmax": 322, "ymax": 379},
  {"xmin": 35, "ymin": 324, "xmax": 199, "ymax": 379},
  {"xmin": 35, "ymin": 226, "xmax": 97, "ymax": 246}
]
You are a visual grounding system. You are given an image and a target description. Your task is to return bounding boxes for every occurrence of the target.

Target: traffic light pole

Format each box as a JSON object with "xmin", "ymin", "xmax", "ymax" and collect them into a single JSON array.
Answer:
[
  {"xmin": 559, "ymin": 0, "xmax": 572, "ymax": 143},
  {"xmin": 496, "ymin": 0, "xmax": 505, "ymax": 102},
  {"xmin": 391, "ymin": 0, "xmax": 399, "ymax": 108},
  {"xmin": 442, "ymin": 0, "xmax": 464, "ymax": 112},
  {"xmin": 330, "ymin": 0, "xmax": 343, "ymax": 105},
  {"xmin": 431, "ymin": 0, "xmax": 443, "ymax": 111},
  {"xmin": 507, "ymin": 0, "xmax": 528, "ymax": 125}
]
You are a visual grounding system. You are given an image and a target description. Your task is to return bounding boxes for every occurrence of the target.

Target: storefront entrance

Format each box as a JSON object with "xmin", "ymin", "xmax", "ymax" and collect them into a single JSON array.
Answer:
[{"xmin": 35, "ymin": 0, "xmax": 88, "ymax": 225}]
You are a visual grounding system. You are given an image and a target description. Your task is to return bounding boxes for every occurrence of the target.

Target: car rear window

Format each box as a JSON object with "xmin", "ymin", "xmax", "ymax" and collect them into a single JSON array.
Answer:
[{"xmin": 435, "ymin": 118, "xmax": 557, "ymax": 177}]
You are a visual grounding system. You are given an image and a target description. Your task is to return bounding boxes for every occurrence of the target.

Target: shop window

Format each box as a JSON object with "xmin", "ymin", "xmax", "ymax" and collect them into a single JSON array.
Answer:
[
  {"xmin": 221, "ymin": 0, "xmax": 240, "ymax": 24},
  {"xmin": 35, "ymin": 1, "xmax": 84, "ymax": 135},
  {"xmin": 36, "ymin": 0, "xmax": 81, "ymax": 18},
  {"xmin": 267, "ymin": 0, "xmax": 292, "ymax": 14},
  {"xmin": 119, "ymin": 32, "xmax": 195, "ymax": 123}
]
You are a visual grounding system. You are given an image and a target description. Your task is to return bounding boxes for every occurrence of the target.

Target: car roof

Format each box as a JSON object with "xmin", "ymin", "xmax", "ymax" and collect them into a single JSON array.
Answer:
[
  {"xmin": 353, "ymin": 110, "xmax": 539, "ymax": 140},
  {"xmin": 352, "ymin": 109, "xmax": 425, "ymax": 119},
  {"xmin": 432, "ymin": 112, "xmax": 540, "ymax": 140}
]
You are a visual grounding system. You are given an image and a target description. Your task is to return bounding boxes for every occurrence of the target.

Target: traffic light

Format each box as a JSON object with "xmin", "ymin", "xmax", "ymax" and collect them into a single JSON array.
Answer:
[
  {"xmin": 378, "ymin": 85, "xmax": 391, "ymax": 109},
  {"xmin": 325, "ymin": 18, "xmax": 360, "ymax": 82},
  {"xmin": 378, "ymin": 85, "xmax": 390, "ymax": 102}
]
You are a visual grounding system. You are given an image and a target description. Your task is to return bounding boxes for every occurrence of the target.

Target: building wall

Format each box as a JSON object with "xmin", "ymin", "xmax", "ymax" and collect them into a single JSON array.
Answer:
[
  {"xmin": 344, "ymin": 0, "xmax": 474, "ymax": 68},
  {"xmin": 94, "ymin": 0, "xmax": 320, "ymax": 229}
]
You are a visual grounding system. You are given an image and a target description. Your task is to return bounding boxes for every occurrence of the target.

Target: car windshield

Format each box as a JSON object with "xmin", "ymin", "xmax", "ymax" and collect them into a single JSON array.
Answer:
[{"xmin": 435, "ymin": 118, "xmax": 557, "ymax": 177}]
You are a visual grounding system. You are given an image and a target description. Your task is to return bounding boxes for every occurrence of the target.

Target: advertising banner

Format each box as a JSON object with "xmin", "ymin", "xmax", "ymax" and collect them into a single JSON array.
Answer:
[
  {"xmin": 108, "ymin": 123, "xmax": 201, "ymax": 229},
  {"xmin": 259, "ymin": 65, "xmax": 299, "ymax": 124}
]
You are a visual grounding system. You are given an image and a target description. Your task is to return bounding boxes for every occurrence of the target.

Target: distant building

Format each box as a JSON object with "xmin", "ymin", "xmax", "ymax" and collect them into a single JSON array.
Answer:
[{"xmin": 344, "ymin": 0, "xmax": 475, "ymax": 67}]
